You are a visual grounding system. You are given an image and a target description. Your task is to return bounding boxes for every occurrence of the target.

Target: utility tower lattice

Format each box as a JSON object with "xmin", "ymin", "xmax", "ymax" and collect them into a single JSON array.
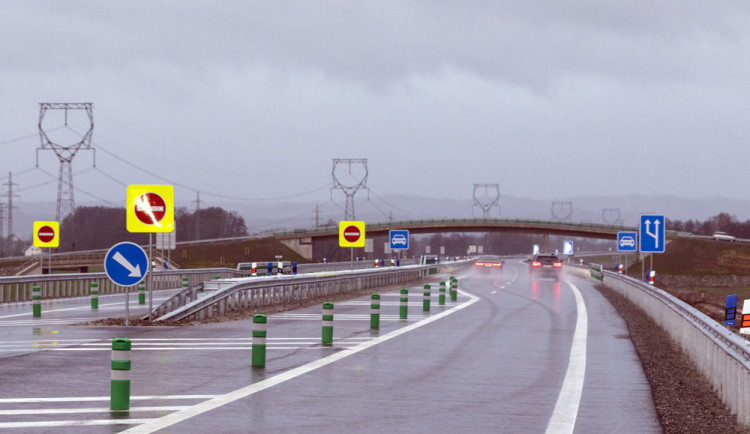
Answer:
[
  {"xmin": 602, "ymin": 208, "xmax": 623, "ymax": 225},
  {"xmin": 2, "ymin": 172, "xmax": 19, "ymax": 241},
  {"xmin": 551, "ymin": 201, "xmax": 573, "ymax": 222},
  {"xmin": 473, "ymin": 184, "xmax": 500, "ymax": 218},
  {"xmin": 37, "ymin": 103, "xmax": 95, "ymax": 222},
  {"xmin": 331, "ymin": 159, "xmax": 368, "ymax": 221}
]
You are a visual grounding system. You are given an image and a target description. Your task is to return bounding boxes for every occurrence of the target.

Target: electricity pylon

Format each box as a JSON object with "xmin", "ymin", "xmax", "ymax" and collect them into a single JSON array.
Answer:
[
  {"xmin": 473, "ymin": 184, "xmax": 500, "ymax": 218},
  {"xmin": 331, "ymin": 158, "xmax": 368, "ymax": 221},
  {"xmin": 37, "ymin": 102, "xmax": 95, "ymax": 223}
]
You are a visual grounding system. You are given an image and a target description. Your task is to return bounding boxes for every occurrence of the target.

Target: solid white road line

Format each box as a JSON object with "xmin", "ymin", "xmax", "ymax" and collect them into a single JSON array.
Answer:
[
  {"xmin": 0, "ymin": 419, "xmax": 155, "ymax": 429},
  {"xmin": 0, "ymin": 406, "xmax": 188, "ymax": 415},
  {"xmin": 0, "ymin": 395, "xmax": 217, "ymax": 404},
  {"xmin": 122, "ymin": 290, "xmax": 480, "ymax": 434},
  {"xmin": 545, "ymin": 282, "xmax": 588, "ymax": 434}
]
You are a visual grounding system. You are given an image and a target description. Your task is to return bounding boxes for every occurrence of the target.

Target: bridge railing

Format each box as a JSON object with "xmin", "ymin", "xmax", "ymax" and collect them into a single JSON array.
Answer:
[{"xmin": 565, "ymin": 264, "xmax": 750, "ymax": 426}]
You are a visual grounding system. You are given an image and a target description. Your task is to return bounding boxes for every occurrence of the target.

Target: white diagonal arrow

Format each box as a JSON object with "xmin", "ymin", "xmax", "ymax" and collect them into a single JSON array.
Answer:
[{"xmin": 112, "ymin": 251, "xmax": 142, "ymax": 277}]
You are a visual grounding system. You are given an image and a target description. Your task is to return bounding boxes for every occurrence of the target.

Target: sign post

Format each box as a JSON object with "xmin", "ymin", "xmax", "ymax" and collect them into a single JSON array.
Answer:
[
  {"xmin": 639, "ymin": 215, "xmax": 665, "ymax": 281},
  {"xmin": 339, "ymin": 221, "xmax": 365, "ymax": 270},
  {"xmin": 617, "ymin": 231, "xmax": 638, "ymax": 276},
  {"xmin": 104, "ymin": 242, "xmax": 149, "ymax": 326},
  {"xmin": 33, "ymin": 221, "xmax": 59, "ymax": 275},
  {"xmin": 126, "ymin": 185, "xmax": 174, "ymax": 321}
]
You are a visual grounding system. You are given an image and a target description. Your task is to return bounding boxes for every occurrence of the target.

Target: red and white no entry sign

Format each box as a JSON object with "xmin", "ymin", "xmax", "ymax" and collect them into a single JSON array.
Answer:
[
  {"xmin": 134, "ymin": 192, "xmax": 166, "ymax": 225},
  {"xmin": 38, "ymin": 226, "xmax": 55, "ymax": 243},
  {"xmin": 343, "ymin": 225, "xmax": 361, "ymax": 243}
]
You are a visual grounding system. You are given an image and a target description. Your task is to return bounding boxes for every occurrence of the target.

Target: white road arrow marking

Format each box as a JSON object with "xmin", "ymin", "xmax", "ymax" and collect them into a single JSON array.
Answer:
[{"xmin": 112, "ymin": 252, "xmax": 142, "ymax": 277}]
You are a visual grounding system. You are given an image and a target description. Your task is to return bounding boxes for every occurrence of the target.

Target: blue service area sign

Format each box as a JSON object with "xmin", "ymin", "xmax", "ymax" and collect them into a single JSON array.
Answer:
[
  {"xmin": 389, "ymin": 230, "xmax": 409, "ymax": 250},
  {"xmin": 639, "ymin": 215, "xmax": 665, "ymax": 253},
  {"xmin": 104, "ymin": 242, "xmax": 149, "ymax": 287},
  {"xmin": 563, "ymin": 240, "xmax": 573, "ymax": 255},
  {"xmin": 617, "ymin": 231, "xmax": 638, "ymax": 252}
]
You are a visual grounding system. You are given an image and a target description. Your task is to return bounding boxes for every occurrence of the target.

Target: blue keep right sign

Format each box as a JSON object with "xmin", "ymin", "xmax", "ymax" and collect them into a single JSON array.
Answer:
[
  {"xmin": 104, "ymin": 242, "xmax": 149, "ymax": 287},
  {"xmin": 639, "ymin": 215, "xmax": 665, "ymax": 253}
]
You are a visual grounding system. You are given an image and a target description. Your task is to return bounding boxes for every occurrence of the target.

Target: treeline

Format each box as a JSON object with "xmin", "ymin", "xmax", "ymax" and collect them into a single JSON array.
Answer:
[
  {"xmin": 668, "ymin": 212, "xmax": 750, "ymax": 238},
  {"xmin": 57, "ymin": 206, "xmax": 248, "ymax": 252}
]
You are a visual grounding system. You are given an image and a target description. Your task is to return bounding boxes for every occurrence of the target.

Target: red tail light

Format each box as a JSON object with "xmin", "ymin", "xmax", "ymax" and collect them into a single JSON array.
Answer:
[
  {"xmin": 532, "ymin": 261, "xmax": 541, "ymax": 267},
  {"xmin": 553, "ymin": 262, "xmax": 562, "ymax": 268}
]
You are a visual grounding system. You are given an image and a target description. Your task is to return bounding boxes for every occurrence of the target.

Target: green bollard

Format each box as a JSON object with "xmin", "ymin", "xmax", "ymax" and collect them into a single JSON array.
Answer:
[
  {"xmin": 423, "ymin": 284, "xmax": 431, "ymax": 312},
  {"xmin": 138, "ymin": 281, "xmax": 145, "ymax": 305},
  {"xmin": 90, "ymin": 282, "xmax": 99, "ymax": 310},
  {"xmin": 110, "ymin": 338, "xmax": 131, "ymax": 411},
  {"xmin": 400, "ymin": 288, "xmax": 408, "ymax": 319},
  {"xmin": 32, "ymin": 286, "xmax": 41, "ymax": 318},
  {"xmin": 322, "ymin": 302, "xmax": 334, "ymax": 345},
  {"xmin": 182, "ymin": 277, "xmax": 189, "ymax": 288},
  {"xmin": 215, "ymin": 274, "xmax": 221, "ymax": 280},
  {"xmin": 439, "ymin": 281, "xmax": 446, "ymax": 306},
  {"xmin": 252, "ymin": 314, "xmax": 267, "ymax": 367},
  {"xmin": 370, "ymin": 294, "xmax": 380, "ymax": 329},
  {"xmin": 450, "ymin": 277, "xmax": 458, "ymax": 301}
]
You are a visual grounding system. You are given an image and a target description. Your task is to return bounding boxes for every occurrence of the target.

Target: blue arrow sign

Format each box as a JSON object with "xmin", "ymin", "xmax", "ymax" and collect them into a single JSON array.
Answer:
[
  {"xmin": 617, "ymin": 231, "xmax": 638, "ymax": 252},
  {"xmin": 389, "ymin": 230, "xmax": 409, "ymax": 250},
  {"xmin": 563, "ymin": 240, "xmax": 574, "ymax": 255},
  {"xmin": 104, "ymin": 242, "xmax": 149, "ymax": 287},
  {"xmin": 639, "ymin": 215, "xmax": 665, "ymax": 253}
]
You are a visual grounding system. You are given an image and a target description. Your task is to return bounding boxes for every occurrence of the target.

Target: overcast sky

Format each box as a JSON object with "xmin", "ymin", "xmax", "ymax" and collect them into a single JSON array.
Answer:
[{"xmin": 2, "ymin": 1, "xmax": 750, "ymax": 222}]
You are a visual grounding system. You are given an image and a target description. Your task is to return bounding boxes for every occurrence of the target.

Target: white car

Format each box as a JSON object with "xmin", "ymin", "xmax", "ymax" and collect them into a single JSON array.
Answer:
[
  {"xmin": 391, "ymin": 234, "xmax": 408, "ymax": 246},
  {"xmin": 713, "ymin": 231, "xmax": 736, "ymax": 242},
  {"xmin": 619, "ymin": 236, "xmax": 636, "ymax": 248}
]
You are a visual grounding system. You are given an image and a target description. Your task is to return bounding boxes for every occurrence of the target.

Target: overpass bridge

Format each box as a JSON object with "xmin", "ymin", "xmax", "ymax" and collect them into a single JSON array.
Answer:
[{"xmin": 273, "ymin": 218, "xmax": 673, "ymax": 260}]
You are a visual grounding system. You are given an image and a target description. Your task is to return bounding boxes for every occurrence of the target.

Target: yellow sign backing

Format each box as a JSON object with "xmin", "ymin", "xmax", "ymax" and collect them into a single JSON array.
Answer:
[
  {"xmin": 339, "ymin": 221, "xmax": 366, "ymax": 247},
  {"xmin": 126, "ymin": 185, "xmax": 175, "ymax": 233},
  {"xmin": 33, "ymin": 221, "xmax": 60, "ymax": 248}
]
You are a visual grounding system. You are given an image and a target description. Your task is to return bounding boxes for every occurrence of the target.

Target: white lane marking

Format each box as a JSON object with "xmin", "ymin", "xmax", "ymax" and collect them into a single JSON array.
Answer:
[
  {"xmin": 0, "ymin": 419, "xmax": 154, "ymax": 429},
  {"xmin": 491, "ymin": 291, "xmax": 497, "ymax": 294},
  {"xmin": 545, "ymin": 282, "xmax": 587, "ymax": 434},
  {"xmin": 0, "ymin": 406, "xmax": 188, "ymax": 415},
  {"xmin": 0, "ymin": 395, "xmax": 217, "ymax": 404},
  {"xmin": 123, "ymin": 290, "xmax": 480, "ymax": 434}
]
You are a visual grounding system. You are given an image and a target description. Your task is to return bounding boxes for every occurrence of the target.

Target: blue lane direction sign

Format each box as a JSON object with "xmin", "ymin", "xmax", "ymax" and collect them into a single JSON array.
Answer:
[
  {"xmin": 563, "ymin": 240, "xmax": 574, "ymax": 255},
  {"xmin": 639, "ymin": 215, "xmax": 665, "ymax": 253},
  {"xmin": 389, "ymin": 230, "xmax": 409, "ymax": 250},
  {"xmin": 104, "ymin": 242, "xmax": 149, "ymax": 287},
  {"xmin": 617, "ymin": 231, "xmax": 638, "ymax": 252}
]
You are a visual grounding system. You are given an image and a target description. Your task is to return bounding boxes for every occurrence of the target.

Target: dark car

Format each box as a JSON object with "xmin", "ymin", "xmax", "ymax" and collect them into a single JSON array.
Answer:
[
  {"xmin": 475, "ymin": 255, "xmax": 504, "ymax": 272},
  {"xmin": 530, "ymin": 253, "xmax": 562, "ymax": 280}
]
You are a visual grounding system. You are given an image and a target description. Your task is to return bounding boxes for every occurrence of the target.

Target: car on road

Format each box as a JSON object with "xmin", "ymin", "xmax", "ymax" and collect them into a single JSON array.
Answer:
[
  {"xmin": 475, "ymin": 255, "xmax": 504, "ymax": 272},
  {"xmin": 391, "ymin": 234, "xmax": 408, "ymax": 246},
  {"xmin": 529, "ymin": 253, "xmax": 563, "ymax": 280},
  {"xmin": 713, "ymin": 231, "xmax": 736, "ymax": 242},
  {"xmin": 619, "ymin": 236, "xmax": 636, "ymax": 248}
]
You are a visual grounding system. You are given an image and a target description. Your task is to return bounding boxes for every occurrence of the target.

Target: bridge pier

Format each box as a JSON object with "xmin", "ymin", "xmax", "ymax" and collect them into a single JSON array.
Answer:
[
  {"xmin": 543, "ymin": 233, "xmax": 550, "ymax": 253},
  {"xmin": 279, "ymin": 237, "xmax": 314, "ymax": 260}
]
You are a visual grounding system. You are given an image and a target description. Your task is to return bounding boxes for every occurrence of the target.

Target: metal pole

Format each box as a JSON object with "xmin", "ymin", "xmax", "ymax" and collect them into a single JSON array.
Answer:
[
  {"xmin": 350, "ymin": 247, "xmax": 354, "ymax": 271},
  {"xmin": 148, "ymin": 233, "xmax": 153, "ymax": 321},
  {"xmin": 125, "ymin": 284, "xmax": 129, "ymax": 326}
]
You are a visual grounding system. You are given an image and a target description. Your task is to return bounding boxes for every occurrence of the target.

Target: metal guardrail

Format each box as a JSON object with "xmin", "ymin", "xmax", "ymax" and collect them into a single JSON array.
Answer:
[
  {"xmin": 566, "ymin": 264, "xmax": 750, "ymax": 425},
  {"xmin": 0, "ymin": 268, "xmax": 242, "ymax": 303},
  {"xmin": 154, "ymin": 260, "xmax": 472, "ymax": 322}
]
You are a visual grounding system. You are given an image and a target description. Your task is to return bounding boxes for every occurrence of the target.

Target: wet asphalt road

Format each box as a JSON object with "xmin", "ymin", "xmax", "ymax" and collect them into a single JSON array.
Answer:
[{"xmin": 0, "ymin": 262, "xmax": 661, "ymax": 433}]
